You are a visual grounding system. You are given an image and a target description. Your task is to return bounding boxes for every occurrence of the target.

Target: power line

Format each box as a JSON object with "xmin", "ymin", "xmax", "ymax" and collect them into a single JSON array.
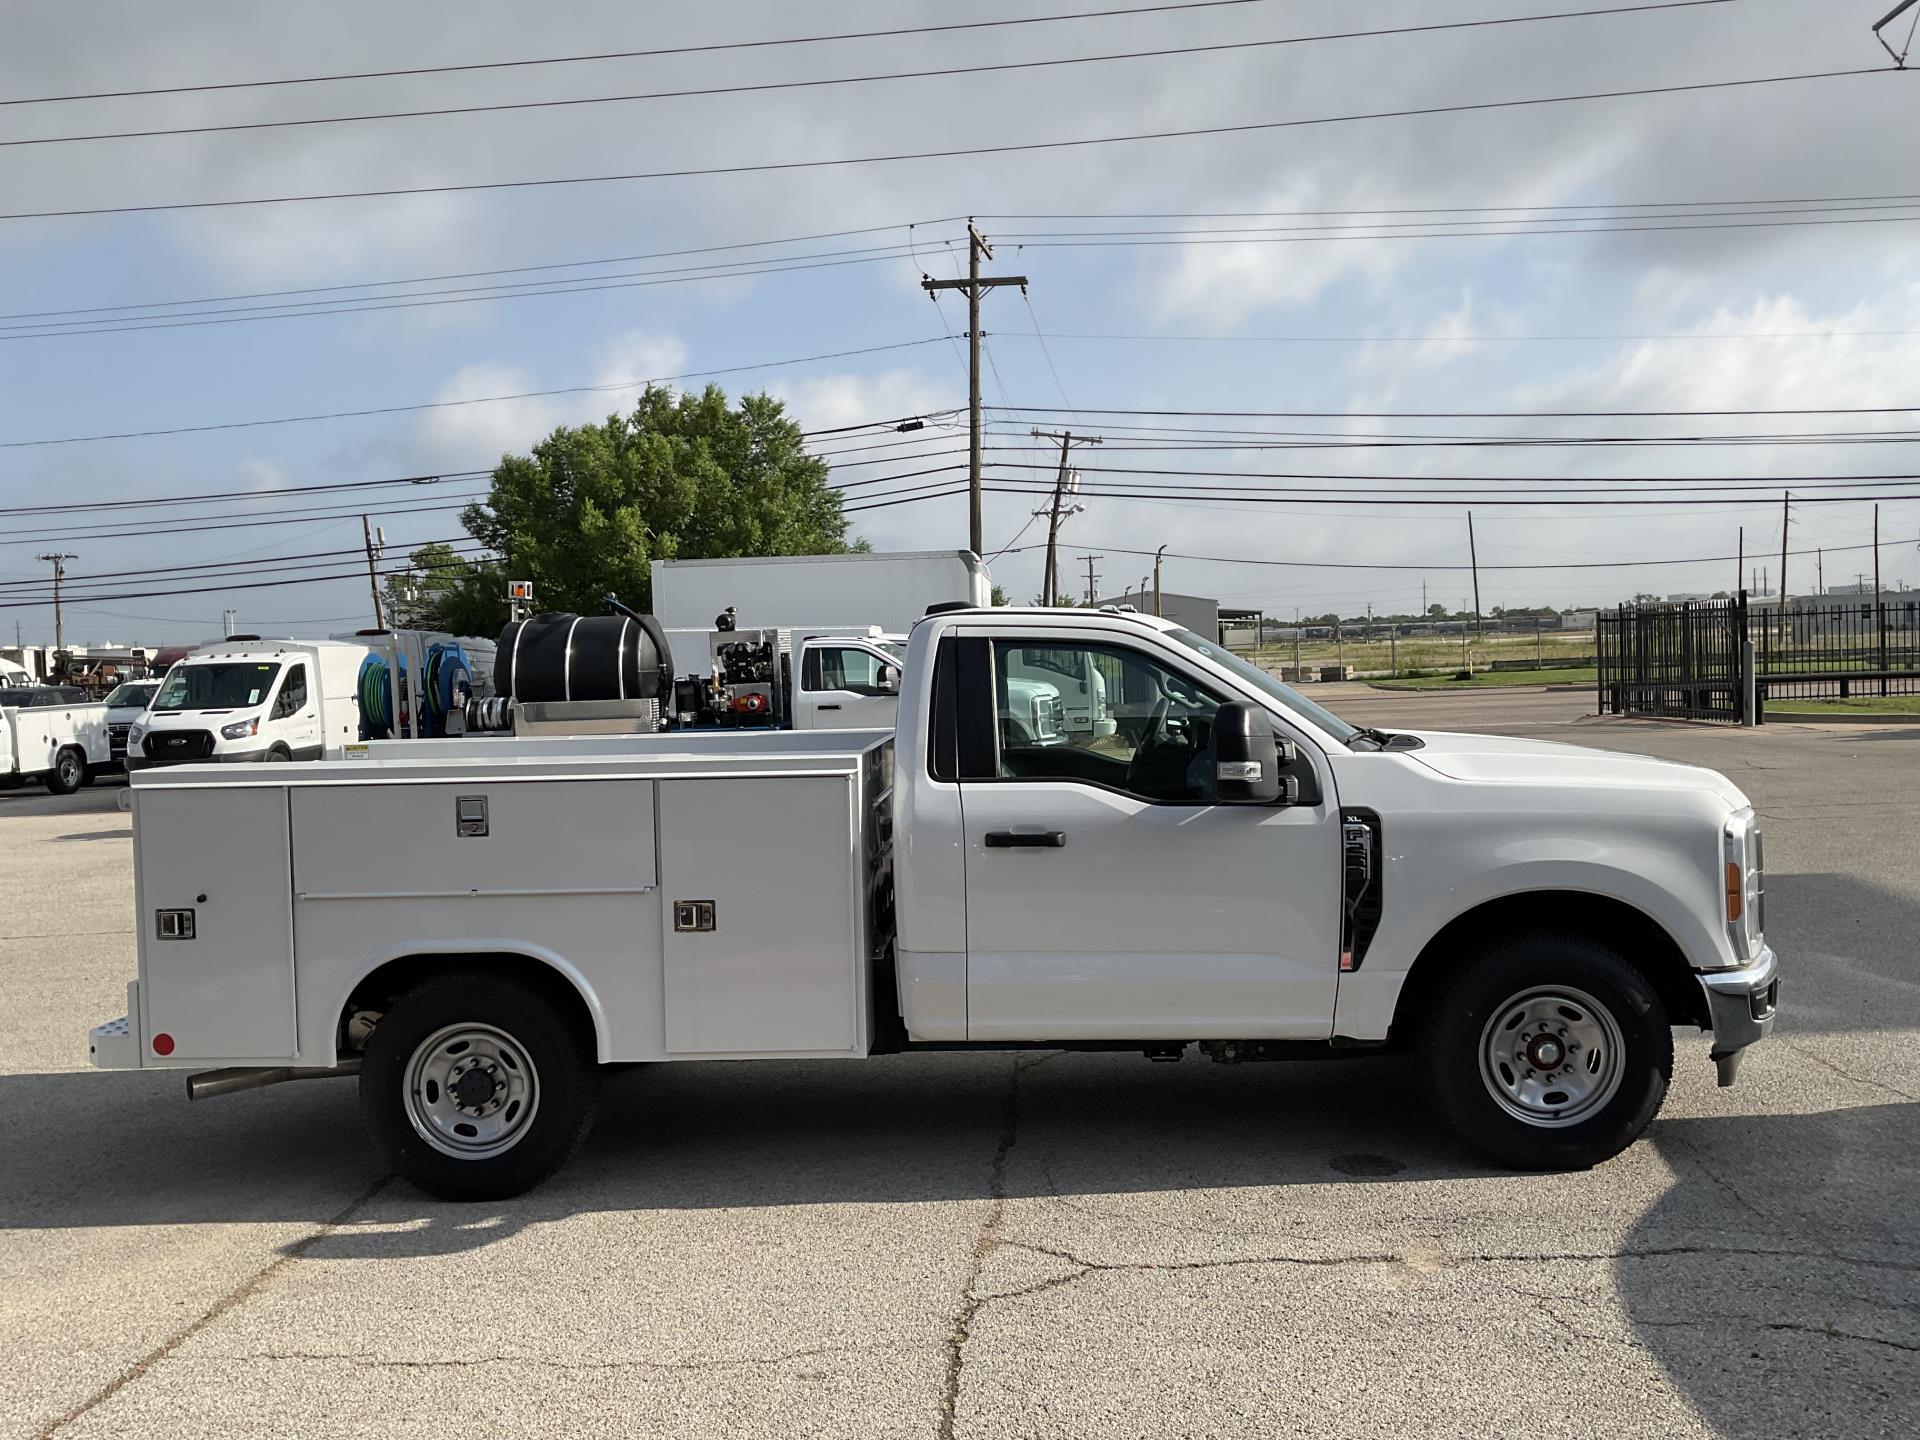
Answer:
[
  {"xmin": 0, "ymin": 220, "xmax": 960, "ymax": 326},
  {"xmin": 1, "ymin": 545, "xmax": 494, "ymax": 607},
  {"xmin": 999, "ymin": 211, "xmax": 1920, "ymax": 247},
  {"xmin": 0, "ymin": 0, "xmax": 1287, "ymax": 108},
  {"xmin": 0, "ymin": 247, "xmax": 961, "ymax": 340},
  {"xmin": 993, "ymin": 325, "xmax": 1920, "ymax": 348},
  {"xmin": 983, "ymin": 460, "xmax": 1920, "ymax": 487},
  {"xmin": 0, "ymin": 538, "xmax": 473, "ymax": 594},
  {"xmin": 3, "ymin": 3, "xmax": 1735, "ymax": 150},
  {"xmin": 0, "ymin": 338, "xmax": 951, "ymax": 447},
  {"xmin": 0, "ymin": 66, "xmax": 1888, "ymax": 225},
  {"xmin": 992, "ymin": 402, "xmax": 1920, "ymax": 419},
  {"xmin": 978, "ymin": 189, "xmax": 1920, "ymax": 220},
  {"xmin": 0, "ymin": 471, "xmax": 488, "ymax": 518},
  {"xmin": 0, "ymin": 495, "xmax": 487, "ymax": 548},
  {"xmin": 1004, "ymin": 538, "xmax": 1891, "ymax": 574},
  {"xmin": 0, "ymin": 552, "xmax": 492, "ymax": 612}
]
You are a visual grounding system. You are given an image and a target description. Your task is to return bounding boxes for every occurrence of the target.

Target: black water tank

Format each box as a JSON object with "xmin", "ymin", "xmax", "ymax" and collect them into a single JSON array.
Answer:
[{"xmin": 496, "ymin": 612, "xmax": 673, "ymax": 702}]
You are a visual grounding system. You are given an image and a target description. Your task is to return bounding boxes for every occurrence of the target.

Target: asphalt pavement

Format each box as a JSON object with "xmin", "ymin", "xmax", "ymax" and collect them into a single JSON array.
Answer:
[{"xmin": 3, "ymin": 700, "xmax": 1916, "ymax": 1439}]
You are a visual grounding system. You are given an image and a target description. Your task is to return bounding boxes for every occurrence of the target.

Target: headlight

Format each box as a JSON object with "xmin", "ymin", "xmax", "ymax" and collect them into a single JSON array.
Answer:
[
  {"xmin": 1723, "ymin": 808, "xmax": 1765, "ymax": 963},
  {"xmin": 127, "ymin": 719, "xmax": 147, "ymax": 741},
  {"xmin": 221, "ymin": 718, "xmax": 260, "ymax": 740}
]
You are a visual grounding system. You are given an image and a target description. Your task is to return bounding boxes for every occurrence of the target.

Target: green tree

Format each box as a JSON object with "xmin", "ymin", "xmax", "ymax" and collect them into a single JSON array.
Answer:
[
  {"xmin": 384, "ymin": 542, "xmax": 508, "ymax": 636},
  {"xmin": 460, "ymin": 384, "xmax": 857, "ymax": 616},
  {"xmin": 1030, "ymin": 592, "xmax": 1083, "ymax": 607},
  {"xmin": 990, "ymin": 584, "xmax": 1010, "ymax": 607}
]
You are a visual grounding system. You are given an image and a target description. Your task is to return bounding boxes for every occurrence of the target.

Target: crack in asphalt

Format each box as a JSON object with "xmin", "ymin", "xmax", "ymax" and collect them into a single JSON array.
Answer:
[
  {"xmin": 30, "ymin": 1175, "xmax": 393, "ymax": 1440},
  {"xmin": 1635, "ymin": 1316, "xmax": 1920, "ymax": 1355},
  {"xmin": 936, "ymin": 1054, "xmax": 1052, "ymax": 1440},
  {"xmin": 1775, "ymin": 1036, "xmax": 1920, "ymax": 1102}
]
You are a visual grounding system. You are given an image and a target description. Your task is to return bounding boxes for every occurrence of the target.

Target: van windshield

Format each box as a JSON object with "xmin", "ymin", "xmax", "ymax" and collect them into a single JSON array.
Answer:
[
  {"xmin": 1164, "ymin": 628, "xmax": 1360, "ymax": 744},
  {"xmin": 104, "ymin": 682, "xmax": 159, "ymax": 709},
  {"xmin": 153, "ymin": 662, "xmax": 280, "ymax": 711}
]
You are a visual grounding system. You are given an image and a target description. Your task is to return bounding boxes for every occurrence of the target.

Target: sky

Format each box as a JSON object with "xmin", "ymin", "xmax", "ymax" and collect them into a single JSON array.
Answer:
[{"xmin": 3, "ymin": 0, "xmax": 1919, "ymax": 645}]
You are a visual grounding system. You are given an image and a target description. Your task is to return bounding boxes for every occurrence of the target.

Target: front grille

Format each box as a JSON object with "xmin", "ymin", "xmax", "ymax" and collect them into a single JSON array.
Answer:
[
  {"xmin": 143, "ymin": 729, "xmax": 215, "ymax": 761},
  {"xmin": 109, "ymin": 723, "xmax": 131, "ymax": 757}
]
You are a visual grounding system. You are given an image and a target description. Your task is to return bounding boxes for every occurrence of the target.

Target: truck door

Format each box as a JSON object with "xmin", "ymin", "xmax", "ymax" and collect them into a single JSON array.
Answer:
[
  {"xmin": 269, "ymin": 663, "xmax": 321, "ymax": 759},
  {"xmin": 794, "ymin": 642, "xmax": 899, "ymax": 730},
  {"xmin": 955, "ymin": 631, "xmax": 1341, "ymax": 1041}
]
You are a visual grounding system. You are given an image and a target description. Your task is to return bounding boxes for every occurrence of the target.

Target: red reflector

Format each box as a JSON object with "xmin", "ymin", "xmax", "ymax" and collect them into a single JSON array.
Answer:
[
  {"xmin": 152, "ymin": 1033, "xmax": 175, "ymax": 1056},
  {"xmin": 1339, "ymin": 950, "xmax": 1355, "ymax": 973}
]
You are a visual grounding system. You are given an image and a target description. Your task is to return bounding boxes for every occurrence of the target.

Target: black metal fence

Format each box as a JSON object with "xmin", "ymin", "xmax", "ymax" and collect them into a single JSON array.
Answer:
[
  {"xmin": 1753, "ymin": 598, "xmax": 1920, "ymax": 709},
  {"xmin": 1599, "ymin": 593, "xmax": 1920, "ymax": 722},
  {"xmin": 1597, "ymin": 595, "xmax": 1748, "ymax": 722}
]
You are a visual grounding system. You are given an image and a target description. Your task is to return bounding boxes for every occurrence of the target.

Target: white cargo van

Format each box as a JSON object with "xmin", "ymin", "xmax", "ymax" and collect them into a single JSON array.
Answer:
[{"xmin": 127, "ymin": 639, "xmax": 370, "ymax": 769}]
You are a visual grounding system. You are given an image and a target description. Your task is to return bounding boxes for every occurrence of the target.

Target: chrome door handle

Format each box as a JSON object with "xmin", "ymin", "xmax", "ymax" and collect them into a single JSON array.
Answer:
[{"xmin": 983, "ymin": 831, "xmax": 1065, "ymax": 849}]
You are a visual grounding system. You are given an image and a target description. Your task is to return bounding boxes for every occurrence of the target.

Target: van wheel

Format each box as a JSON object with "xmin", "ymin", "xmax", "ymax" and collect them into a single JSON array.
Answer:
[
  {"xmin": 44, "ymin": 747, "xmax": 85, "ymax": 796},
  {"xmin": 1419, "ymin": 933, "xmax": 1671, "ymax": 1171},
  {"xmin": 359, "ymin": 973, "xmax": 601, "ymax": 1201},
  {"xmin": 265, "ymin": 744, "xmax": 292, "ymax": 763}
]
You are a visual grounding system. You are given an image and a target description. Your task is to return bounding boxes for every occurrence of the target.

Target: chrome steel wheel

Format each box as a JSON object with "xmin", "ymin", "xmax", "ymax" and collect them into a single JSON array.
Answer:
[
  {"xmin": 403, "ymin": 1023, "xmax": 540, "ymax": 1160},
  {"xmin": 1478, "ymin": 985, "xmax": 1624, "ymax": 1128}
]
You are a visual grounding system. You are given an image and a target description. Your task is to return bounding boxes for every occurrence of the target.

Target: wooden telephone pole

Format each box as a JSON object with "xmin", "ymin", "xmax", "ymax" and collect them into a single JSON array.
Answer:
[
  {"xmin": 1031, "ymin": 429, "xmax": 1101, "ymax": 605},
  {"xmin": 922, "ymin": 223, "xmax": 1026, "ymax": 559}
]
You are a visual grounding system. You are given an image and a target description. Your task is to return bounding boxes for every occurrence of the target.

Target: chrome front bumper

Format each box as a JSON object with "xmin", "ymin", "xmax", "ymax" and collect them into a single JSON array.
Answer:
[{"xmin": 1698, "ymin": 943, "xmax": 1779, "ymax": 1087}]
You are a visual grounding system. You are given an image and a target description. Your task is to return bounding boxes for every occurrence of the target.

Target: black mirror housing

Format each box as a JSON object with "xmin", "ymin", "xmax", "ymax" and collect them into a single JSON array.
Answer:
[{"xmin": 1211, "ymin": 701, "xmax": 1284, "ymax": 804}]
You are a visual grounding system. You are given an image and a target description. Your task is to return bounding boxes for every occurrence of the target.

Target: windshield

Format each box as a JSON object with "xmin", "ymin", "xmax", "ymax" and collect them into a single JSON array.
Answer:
[
  {"xmin": 154, "ymin": 662, "xmax": 280, "ymax": 711},
  {"xmin": 1165, "ymin": 628, "xmax": 1361, "ymax": 744},
  {"xmin": 104, "ymin": 681, "xmax": 158, "ymax": 709}
]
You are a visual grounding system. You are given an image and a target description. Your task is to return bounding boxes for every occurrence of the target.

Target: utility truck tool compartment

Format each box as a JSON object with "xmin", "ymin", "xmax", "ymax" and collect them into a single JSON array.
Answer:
[{"xmin": 113, "ymin": 735, "xmax": 891, "ymax": 1069}]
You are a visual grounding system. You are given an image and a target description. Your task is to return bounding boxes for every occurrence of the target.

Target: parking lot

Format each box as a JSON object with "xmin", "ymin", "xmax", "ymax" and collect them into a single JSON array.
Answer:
[{"xmin": 4, "ymin": 692, "xmax": 1916, "ymax": 1439}]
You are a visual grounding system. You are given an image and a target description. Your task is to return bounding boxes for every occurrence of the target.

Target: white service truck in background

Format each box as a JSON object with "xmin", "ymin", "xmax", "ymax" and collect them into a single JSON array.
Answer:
[
  {"xmin": 1, "ymin": 686, "xmax": 112, "ymax": 793},
  {"xmin": 91, "ymin": 605, "xmax": 1777, "ymax": 1200}
]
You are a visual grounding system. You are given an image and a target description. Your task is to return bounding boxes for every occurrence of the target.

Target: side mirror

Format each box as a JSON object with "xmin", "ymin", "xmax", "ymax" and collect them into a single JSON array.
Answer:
[
  {"xmin": 877, "ymin": 664, "xmax": 900, "ymax": 694},
  {"xmin": 1212, "ymin": 701, "xmax": 1294, "ymax": 805}
]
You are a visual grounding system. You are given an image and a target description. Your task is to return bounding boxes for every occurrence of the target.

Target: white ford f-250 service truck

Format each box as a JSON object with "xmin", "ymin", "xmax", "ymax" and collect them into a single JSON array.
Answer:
[{"xmin": 90, "ymin": 605, "xmax": 1777, "ymax": 1200}]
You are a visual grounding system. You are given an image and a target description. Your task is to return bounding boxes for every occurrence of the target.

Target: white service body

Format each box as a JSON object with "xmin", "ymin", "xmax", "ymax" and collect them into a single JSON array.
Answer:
[
  {"xmin": 651, "ymin": 551, "xmax": 990, "ymax": 637},
  {"xmin": 128, "ymin": 639, "xmax": 371, "ymax": 769},
  {"xmin": 1, "ymin": 694, "xmax": 111, "ymax": 790}
]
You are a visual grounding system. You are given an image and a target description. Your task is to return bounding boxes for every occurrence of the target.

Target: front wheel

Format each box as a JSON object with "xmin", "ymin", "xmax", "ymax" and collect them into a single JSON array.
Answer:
[
  {"xmin": 1419, "ymin": 933, "xmax": 1671, "ymax": 1170},
  {"xmin": 44, "ymin": 747, "xmax": 85, "ymax": 795},
  {"xmin": 359, "ymin": 973, "xmax": 601, "ymax": 1201}
]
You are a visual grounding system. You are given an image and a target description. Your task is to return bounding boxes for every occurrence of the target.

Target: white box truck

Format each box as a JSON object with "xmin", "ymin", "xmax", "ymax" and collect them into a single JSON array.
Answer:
[
  {"xmin": 127, "ymin": 638, "xmax": 371, "ymax": 769},
  {"xmin": 1, "ymin": 686, "xmax": 111, "ymax": 793},
  {"xmin": 91, "ymin": 606, "xmax": 1777, "ymax": 1200},
  {"xmin": 650, "ymin": 551, "xmax": 990, "ymax": 637}
]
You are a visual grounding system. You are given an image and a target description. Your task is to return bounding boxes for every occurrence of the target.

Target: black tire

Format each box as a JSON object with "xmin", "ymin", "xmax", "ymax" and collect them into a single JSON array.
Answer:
[
  {"xmin": 44, "ymin": 747, "xmax": 84, "ymax": 796},
  {"xmin": 359, "ymin": 972, "xmax": 601, "ymax": 1201},
  {"xmin": 265, "ymin": 745, "xmax": 292, "ymax": 763},
  {"xmin": 1419, "ymin": 931, "xmax": 1671, "ymax": 1171}
]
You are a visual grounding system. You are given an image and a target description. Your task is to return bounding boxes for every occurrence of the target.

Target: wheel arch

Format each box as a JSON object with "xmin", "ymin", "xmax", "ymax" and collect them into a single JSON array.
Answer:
[
  {"xmin": 1389, "ymin": 889, "xmax": 1709, "ymax": 1044},
  {"xmin": 332, "ymin": 943, "xmax": 608, "ymax": 1064}
]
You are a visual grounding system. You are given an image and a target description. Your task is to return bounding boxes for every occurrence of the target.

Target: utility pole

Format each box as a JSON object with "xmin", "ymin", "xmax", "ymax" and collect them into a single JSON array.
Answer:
[
  {"xmin": 1737, "ymin": 526, "xmax": 1744, "ymax": 595},
  {"xmin": 1875, "ymin": 502, "xmax": 1886, "ymax": 696},
  {"xmin": 1153, "ymin": 544, "xmax": 1168, "ymax": 616},
  {"xmin": 34, "ymin": 552, "xmax": 79, "ymax": 653},
  {"xmin": 1778, "ymin": 492, "xmax": 1790, "ymax": 603},
  {"xmin": 1031, "ymin": 429, "xmax": 1100, "ymax": 605},
  {"xmin": 1817, "ymin": 547, "xmax": 1825, "ymax": 595},
  {"xmin": 1467, "ymin": 512, "xmax": 1483, "ymax": 639},
  {"xmin": 362, "ymin": 516, "xmax": 388, "ymax": 631},
  {"xmin": 1083, "ymin": 554, "xmax": 1102, "ymax": 606},
  {"xmin": 922, "ymin": 222, "xmax": 1027, "ymax": 558}
]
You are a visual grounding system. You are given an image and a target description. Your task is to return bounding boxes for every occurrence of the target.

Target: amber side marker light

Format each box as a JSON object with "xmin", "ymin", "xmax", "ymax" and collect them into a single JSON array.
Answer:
[{"xmin": 1725, "ymin": 862, "xmax": 1744, "ymax": 924}]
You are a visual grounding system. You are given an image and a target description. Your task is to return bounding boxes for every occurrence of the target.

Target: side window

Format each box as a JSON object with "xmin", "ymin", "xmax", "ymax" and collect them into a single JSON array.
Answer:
[
  {"xmin": 989, "ymin": 639, "xmax": 1223, "ymax": 803},
  {"xmin": 805, "ymin": 647, "xmax": 885, "ymax": 695},
  {"xmin": 275, "ymin": 664, "xmax": 309, "ymax": 717}
]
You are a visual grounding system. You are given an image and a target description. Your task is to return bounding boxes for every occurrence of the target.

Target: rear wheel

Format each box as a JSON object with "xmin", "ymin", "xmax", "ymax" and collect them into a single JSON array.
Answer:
[
  {"xmin": 359, "ymin": 972, "xmax": 601, "ymax": 1201},
  {"xmin": 1419, "ymin": 932, "xmax": 1671, "ymax": 1170},
  {"xmin": 44, "ymin": 747, "xmax": 84, "ymax": 796}
]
